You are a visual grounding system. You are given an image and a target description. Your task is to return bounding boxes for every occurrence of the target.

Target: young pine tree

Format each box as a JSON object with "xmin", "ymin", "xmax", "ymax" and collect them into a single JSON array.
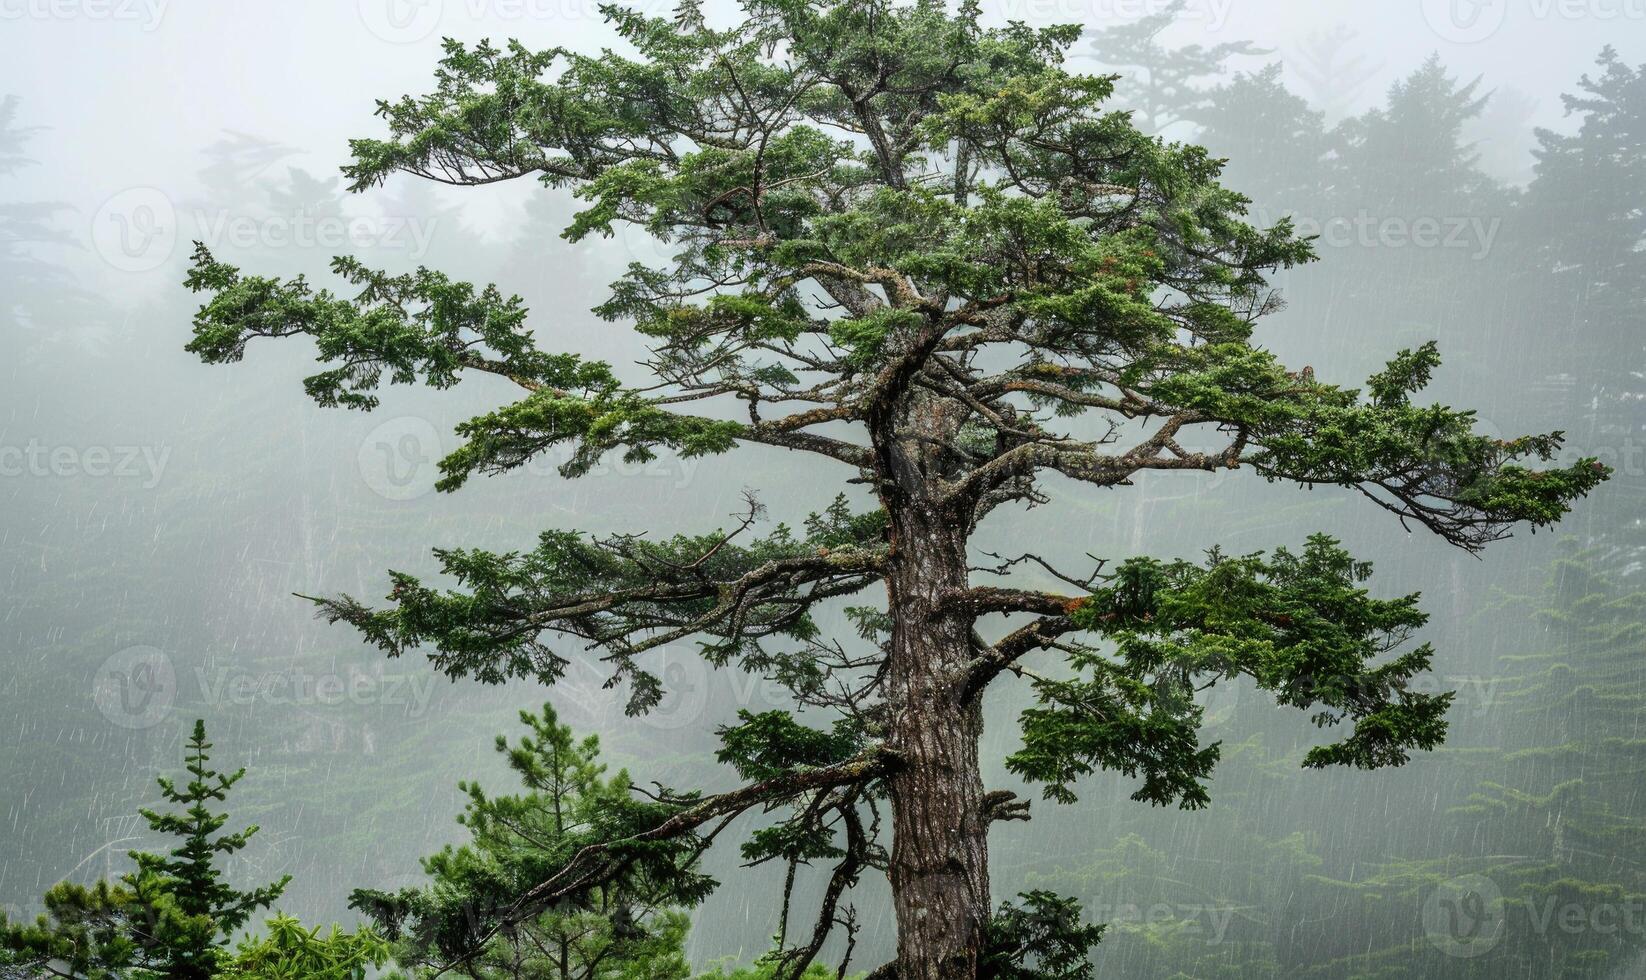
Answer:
[
  {"xmin": 0, "ymin": 721, "xmax": 289, "ymax": 979},
  {"xmin": 216, "ymin": 914, "xmax": 392, "ymax": 980},
  {"xmin": 128, "ymin": 720, "xmax": 292, "ymax": 979},
  {"xmin": 348, "ymin": 705, "xmax": 698, "ymax": 979},
  {"xmin": 181, "ymin": 2, "xmax": 1606, "ymax": 975}
]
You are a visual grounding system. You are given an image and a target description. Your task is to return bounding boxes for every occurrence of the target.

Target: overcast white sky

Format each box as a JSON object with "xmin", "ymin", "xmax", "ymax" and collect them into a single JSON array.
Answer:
[{"xmin": 2, "ymin": 0, "xmax": 1640, "ymax": 275}]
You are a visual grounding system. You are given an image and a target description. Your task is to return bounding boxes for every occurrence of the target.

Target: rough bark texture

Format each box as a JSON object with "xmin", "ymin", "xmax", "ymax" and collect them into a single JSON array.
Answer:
[
  {"xmin": 886, "ymin": 503, "xmax": 989, "ymax": 979},
  {"xmin": 878, "ymin": 390, "xmax": 992, "ymax": 980}
]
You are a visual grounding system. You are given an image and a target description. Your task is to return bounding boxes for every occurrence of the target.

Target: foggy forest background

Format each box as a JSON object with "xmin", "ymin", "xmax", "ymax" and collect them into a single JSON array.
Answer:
[{"xmin": 3, "ymin": 0, "xmax": 1644, "ymax": 975}]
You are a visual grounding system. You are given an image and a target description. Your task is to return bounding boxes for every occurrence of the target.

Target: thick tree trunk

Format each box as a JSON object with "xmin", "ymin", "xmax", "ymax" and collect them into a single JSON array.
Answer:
[{"xmin": 883, "ymin": 499, "xmax": 991, "ymax": 979}]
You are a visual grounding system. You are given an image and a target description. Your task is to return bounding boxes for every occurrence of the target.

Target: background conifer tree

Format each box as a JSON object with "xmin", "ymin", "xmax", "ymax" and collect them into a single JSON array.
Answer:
[
  {"xmin": 0, "ymin": 721, "xmax": 289, "ymax": 979},
  {"xmin": 127, "ymin": 720, "xmax": 292, "ymax": 980}
]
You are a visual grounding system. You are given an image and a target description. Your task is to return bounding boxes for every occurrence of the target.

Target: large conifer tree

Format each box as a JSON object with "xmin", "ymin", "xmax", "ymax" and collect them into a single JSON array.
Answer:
[{"xmin": 181, "ymin": 2, "xmax": 1606, "ymax": 975}]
